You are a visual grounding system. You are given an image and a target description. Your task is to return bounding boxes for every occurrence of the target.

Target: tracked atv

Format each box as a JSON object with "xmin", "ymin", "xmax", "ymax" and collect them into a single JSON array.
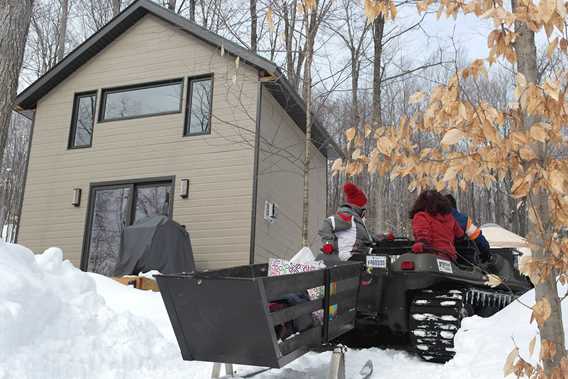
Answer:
[{"xmin": 349, "ymin": 239, "xmax": 532, "ymax": 363}]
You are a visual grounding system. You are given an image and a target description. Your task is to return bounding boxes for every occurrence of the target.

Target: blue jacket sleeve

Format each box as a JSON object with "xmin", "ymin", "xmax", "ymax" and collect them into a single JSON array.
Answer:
[
  {"xmin": 475, "ymin": 233, "xmax": 490, "ymax": 254},
  {"xmin": 451, "ymin": 208, "xmax": 468, "ymax": 232}
]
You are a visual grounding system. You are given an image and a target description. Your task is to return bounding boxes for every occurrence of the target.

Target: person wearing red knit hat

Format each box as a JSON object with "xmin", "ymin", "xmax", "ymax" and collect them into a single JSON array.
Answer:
[{"xmin": 318, "ymin": 182, "xmax": 374, "ymax": 261}]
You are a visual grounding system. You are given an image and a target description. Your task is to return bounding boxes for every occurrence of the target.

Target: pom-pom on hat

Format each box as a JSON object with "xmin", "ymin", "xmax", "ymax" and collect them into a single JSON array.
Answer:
[{"xmin": 343, "ymin": 182, "xmax": 367, "ymax": 208}]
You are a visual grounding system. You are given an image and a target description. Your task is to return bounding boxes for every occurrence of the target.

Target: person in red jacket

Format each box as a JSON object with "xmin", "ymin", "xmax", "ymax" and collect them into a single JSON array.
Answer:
[{"xmin": 410, "ymin": 190, "xmax": 464, "ymax": 261}]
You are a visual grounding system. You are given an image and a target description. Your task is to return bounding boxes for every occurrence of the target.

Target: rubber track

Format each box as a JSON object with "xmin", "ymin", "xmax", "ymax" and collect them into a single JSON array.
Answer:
[{"xmin": 409, "ymin": 289, "xmax": 464, "ymax": 363}]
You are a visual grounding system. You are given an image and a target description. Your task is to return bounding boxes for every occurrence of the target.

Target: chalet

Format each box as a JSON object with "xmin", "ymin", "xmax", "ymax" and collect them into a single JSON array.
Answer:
[{"xmin": 14, "ymin": 0, "xmax": 340, "ymax": 275}]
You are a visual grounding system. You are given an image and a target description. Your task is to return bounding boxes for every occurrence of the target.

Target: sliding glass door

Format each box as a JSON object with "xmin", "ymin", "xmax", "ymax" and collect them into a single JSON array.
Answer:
[{"xmin": 83, "ymin": 179, "xmax": 173, "ymax": 275}]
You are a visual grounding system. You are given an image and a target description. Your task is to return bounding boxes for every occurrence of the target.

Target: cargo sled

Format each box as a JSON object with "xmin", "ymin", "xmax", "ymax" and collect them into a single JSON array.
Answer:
[{"xmin": 155, "ymin": 261, "xmax": 362, "ymax": 369}]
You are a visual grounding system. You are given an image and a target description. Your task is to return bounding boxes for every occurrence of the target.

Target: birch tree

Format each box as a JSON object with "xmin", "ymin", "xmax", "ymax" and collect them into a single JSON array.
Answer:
[{"xmin": 299, "ymin": 0, "xmax": 333, "ymax": 247}]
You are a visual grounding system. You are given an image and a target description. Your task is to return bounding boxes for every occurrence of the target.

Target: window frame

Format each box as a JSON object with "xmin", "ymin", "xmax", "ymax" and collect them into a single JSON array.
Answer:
[
  {"xmin": 98, "ymin": 78, "xmax": 184, "ymax": 123},
  {"xmin": 68, "ymin": 91, "xmax": 98, "ymax": 149},
  {"xmin": 184, "ymin": 74, "xmax": 214, "ymax": 137}
]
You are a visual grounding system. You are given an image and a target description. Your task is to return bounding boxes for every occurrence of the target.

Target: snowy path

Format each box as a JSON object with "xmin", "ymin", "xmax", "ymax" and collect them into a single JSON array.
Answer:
[{"xmin": 1, "ymin": 242, "xmax": 566, "ymax": 379}]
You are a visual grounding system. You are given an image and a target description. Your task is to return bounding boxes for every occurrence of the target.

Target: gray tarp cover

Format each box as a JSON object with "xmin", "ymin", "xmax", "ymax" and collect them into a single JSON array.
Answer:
[{"xmin": 114, "ymin": 215, "xmax": 195, "ymax": 275}]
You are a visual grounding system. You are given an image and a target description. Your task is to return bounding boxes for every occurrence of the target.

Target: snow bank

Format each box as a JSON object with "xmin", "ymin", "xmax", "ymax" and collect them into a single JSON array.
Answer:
[{"xmin": 0, "ymin": 241, "xmax": 210, "ymax": 379}]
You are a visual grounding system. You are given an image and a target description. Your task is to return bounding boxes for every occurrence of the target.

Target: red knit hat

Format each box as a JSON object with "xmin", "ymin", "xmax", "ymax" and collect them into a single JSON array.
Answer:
[{"xmin": 343, "ymin": 182, "xmax": 367, "ymax": 208}]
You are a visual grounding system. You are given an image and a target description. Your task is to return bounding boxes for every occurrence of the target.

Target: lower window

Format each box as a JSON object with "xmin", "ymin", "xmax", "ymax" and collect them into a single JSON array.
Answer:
[{"xmin": 82, "ymin": 179, "xmax": 173, "ymax": 275}]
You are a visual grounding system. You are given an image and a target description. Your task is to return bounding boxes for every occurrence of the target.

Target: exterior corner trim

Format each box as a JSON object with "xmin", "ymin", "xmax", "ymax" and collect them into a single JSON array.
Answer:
[{"xmin": 249, "ymin": 81, "xmax": 263, "ymax": 264}]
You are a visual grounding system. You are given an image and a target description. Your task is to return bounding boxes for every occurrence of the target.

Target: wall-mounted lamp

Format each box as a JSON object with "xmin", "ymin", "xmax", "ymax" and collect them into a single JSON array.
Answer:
[
  {"xmin": 72, "ymin": 188, "xmax": 82, "ymax": 207},
  {"xmin": 180, "ymin": 179, "xmax": 190, "ymax": 199}
]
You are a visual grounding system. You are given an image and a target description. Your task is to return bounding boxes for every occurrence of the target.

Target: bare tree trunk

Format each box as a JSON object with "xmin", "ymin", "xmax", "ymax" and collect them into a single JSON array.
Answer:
[
  {"xmin": 166, "ymin": 0, "xmax": 176, "ymax": 11},
  {"xmin": 301, "ymin": 5, "xmax": 317, "ymax": 247},
  {"xmin": 0, "ymin": 0, "xmax": 34, "ymax": 172},
  {"xmin": 511, "ymin": 0, "xmax": 566, "ymax": 373},
  {"xmin": 250, "ymin": 0, "xmax": 257, "ymax": 52},
  {"xmin": 468, "ymin": 183, "xmax": 476, "ymax": 221},
  {"xmin": 111, "ymin": 0, "xmax": 122, "ymax": 16},
  {"xmin": 371, "ymin": 16, "xmax": 385, "ymax": 232},
  {"xmin": 494, "ymin": 181, "xmax": 503, "ymax": 225},
  {"xmin": 189, "ymin": 0, "xmax": 196, "ymax": 21},
  {"xmin": 283, "ymin": 0, "xmax": 299, "ymax": 90},
  {"xmin": 56, "ymin": 0, "xmax": 69, "ymax": 62}
]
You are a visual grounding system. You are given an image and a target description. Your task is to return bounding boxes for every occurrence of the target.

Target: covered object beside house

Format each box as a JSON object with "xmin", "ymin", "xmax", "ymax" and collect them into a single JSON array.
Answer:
[{"xmin": 114, "ymin": 215, "xmax": 195, "ymax": 276}]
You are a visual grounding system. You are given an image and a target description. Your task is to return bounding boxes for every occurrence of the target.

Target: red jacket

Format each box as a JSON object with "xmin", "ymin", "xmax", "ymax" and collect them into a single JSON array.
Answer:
[{"xmin": 411, "ymin": 211, "xmax": 464, "ymax": 260}]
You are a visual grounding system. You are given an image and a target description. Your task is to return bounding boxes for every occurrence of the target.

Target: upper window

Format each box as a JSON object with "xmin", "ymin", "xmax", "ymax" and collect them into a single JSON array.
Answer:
[
  {"xmin": 185, "ymin": 76, "xmax": 213, "ymax": 136},
  {"xmin": 100, "ymin": 79, "xmax": 183, "ymax": 122},
  {"xmin": 69, "ymin": 92, "xmax": 97, "ymax": 149}
]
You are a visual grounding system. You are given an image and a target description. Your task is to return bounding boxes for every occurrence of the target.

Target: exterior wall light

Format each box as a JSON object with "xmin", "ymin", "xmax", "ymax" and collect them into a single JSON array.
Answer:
[
  {"xmin": 72, "ymin": 188, "xmax": 82, "ymax": 207},
  {"xmin": 180, "ymin": 179, "xmax": 190, "ymax": 199}
]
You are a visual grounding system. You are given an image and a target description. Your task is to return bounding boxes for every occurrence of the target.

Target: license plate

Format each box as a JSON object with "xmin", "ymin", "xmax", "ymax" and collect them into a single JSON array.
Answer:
[
  {"xmin": 366, "ymin": 255, "xmax": 387, "ymax": 268},
  {"xmin": 437, "ymin": 259, "xmax": 453, "ymax": 274}
]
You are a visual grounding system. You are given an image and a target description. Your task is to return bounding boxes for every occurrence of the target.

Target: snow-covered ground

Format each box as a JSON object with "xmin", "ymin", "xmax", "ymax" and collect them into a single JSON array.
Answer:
[{"xmin": 1, "ymin": 241, "xmax": 565, "ymax": 379}]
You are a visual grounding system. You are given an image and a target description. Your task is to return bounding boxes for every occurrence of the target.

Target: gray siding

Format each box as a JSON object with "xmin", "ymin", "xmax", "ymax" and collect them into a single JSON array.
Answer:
[
  {"xmin": 254, "ymin": 89, "xmax": 327, "ymax": 262},
  {"xmin": 19, "ymin": 15, "xmax": 259, "ymax": 270}
]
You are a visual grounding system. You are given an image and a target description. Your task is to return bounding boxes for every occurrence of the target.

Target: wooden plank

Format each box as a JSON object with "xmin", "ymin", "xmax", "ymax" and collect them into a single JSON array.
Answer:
[
  {"xmin": 328, "ymin": 262, "xmax": 362, "ymax": 282},
  {"xmin": 113, "ymin": 276, "xmax": 160, "ymax": 292},
  {"xmin": 327, "ymin": 309, "xmax": 357, "ymax": 341},
  {"xmin": 333, "ymin": 278, "xmax": 361, "ymax": 296},
  {"xmin": 278, "ymin": 325, "xmax": 322, "ymax": 357},
  {"xmin": 270, "ymin": 298, "xmax": 324, "ymax": 326},
  {"xmin": 263, "ymin": 270, "xmax": 325, "ymax": 302},
  {"xmin": 330, "ymin": 288, "xmax": 359, "ymax": 308}
]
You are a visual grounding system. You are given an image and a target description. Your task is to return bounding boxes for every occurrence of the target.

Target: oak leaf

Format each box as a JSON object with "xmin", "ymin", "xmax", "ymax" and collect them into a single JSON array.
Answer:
[
  {"xmin": 409, "ymin": 91, "xmax": 426, "ymax": 104},
  {"xmin": 530, "ymin": 124, "xmax": 547, "ymax": 143},
  {"xmin": 266, "ymin": 8, "xmax": 275, "ymax": 33},
  {"xmin": 440, "ymin": 129, "xmax": 464, "ymax": 145},
  {"xmin": 540, "ymin": 339, "xmax": 556, "ymax": 360},
  {"xmin": 528, "ymin": 336, "xmax": 537, "ymax": 357},
  {"xmin": 546, "ymin": 37, "xmax": 558, "ymax": 59},
  {"xmin": 516, "ymin": 73, "xmax": 527, "ymax": 89},
  {"xmin": 511, "ymin": 131, "xmax": 528, "ymax": 146},
  {"xmin": 377, "ymin": 136, "xmax": 396, "ymax": 156},
  {"xmin": 519, "ymin": 146, "xmax": 537, "ymax": 161},
  {"xmin": 532, "ymin": 298, "xmax": 552, "ymax": 327},
  {"xmin": 549, "ymin": 170, "xmax": 566, "ymax": 194},
  {"xmin": 485, "ymin": 274, "xmax": 503, "ymax": 288},
  {"xmin": 543, "ymin": 80, "xmax": 560, "ymax": 101},
  {"xmin": 330, "ymin": 159, "xmax": 343, "ymax": 176},
  {"xmin": 345, "ymin": 128, "xmax": 356, "ymax": 143},
  {"xmin": 352, "ymin": 149, "xmax": 362, "ymax": 160},
  {"xmin": 504, "ymin": 347, "xmax": 518, "ymax": 377},
  {"xmin": 511, "ymin": 177, "xmax": 530, "ymax": 198},
  {"xmin": 442, "ymin": 166, "xmax": 458, "ymax": 182},
  {"xmin": 303, "ymin": 0, "xmax": 316, "ymax": 11}
]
